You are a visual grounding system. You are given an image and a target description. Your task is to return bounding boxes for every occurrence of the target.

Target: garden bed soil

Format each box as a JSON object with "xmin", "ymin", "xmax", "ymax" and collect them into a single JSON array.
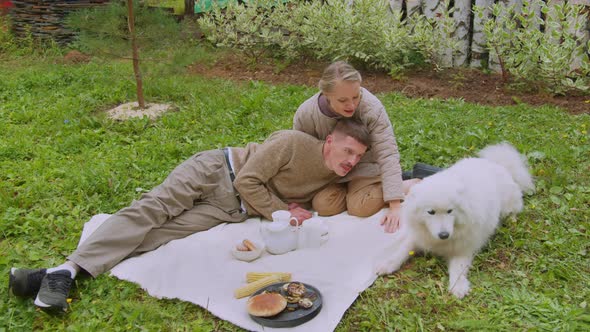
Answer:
[{"xmin": 188, "ymin": 55, "xmax": 589, "ymax": 115}]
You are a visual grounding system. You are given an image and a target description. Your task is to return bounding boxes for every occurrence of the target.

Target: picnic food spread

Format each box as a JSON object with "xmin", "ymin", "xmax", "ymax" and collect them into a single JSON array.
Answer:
[
  {"xmin": 234, "ymin": 272, "xmax": 322, "ymax": 326},
  {"xmin": 247, "ymin": 281, "xmax": 323, "ymax": 327}
]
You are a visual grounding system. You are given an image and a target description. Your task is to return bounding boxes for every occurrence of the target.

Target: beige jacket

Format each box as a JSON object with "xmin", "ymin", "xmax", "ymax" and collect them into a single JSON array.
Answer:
[
  {"xmin": 232, "ymin": 130, "xmax": 339, "ymax": 220},
  {"xmin": 293, "ymin": 88, "xmax": 404, "ymax": 202}
]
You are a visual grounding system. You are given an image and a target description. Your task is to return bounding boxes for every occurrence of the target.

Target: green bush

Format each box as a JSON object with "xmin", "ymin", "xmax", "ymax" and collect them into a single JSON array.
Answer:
[
  {"xmin": 198, "ymin": 0, "xmax": 468, "ymax": 75},
  {"xmin": 0, "ymin": 14, "xmax": 15, "ymax": 54},
  {"xmin": 476, "ymin": 0, "xmax": 590, "ymax": 95},
  {"xmin": 408, "ymin": 0, "xmax": 461, "ymax": 70},
  {"xmin": 198, "ymin": 0, "xmax": 302, "ymax": 63},
  {"xmin": 294, "ymin": 0, "xmax": 420, "ymax": 74}
]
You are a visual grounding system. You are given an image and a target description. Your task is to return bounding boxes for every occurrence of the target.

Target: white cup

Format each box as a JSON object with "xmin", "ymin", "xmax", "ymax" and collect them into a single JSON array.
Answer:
[{"xmin": 298, "ymin": 217, "xmax": 326, "ymax": 249}]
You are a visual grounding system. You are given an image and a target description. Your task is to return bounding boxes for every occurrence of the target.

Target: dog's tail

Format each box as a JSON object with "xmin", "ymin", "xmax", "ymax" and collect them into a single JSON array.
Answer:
[{"xmin": 478, "ymin": 142, "xmax": 535, "ymax": 194}]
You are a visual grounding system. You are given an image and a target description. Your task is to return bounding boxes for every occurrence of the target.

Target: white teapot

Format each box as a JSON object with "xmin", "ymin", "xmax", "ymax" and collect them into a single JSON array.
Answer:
[{"xmin": 260, "ymin": 210, "xmax": 299, "ymax": 255}]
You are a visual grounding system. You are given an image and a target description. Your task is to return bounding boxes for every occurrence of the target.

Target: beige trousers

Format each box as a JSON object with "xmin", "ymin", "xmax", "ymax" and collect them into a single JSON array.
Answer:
[
  {"xmin": 69, "ymin": 150, "xmax": 247, "ymax": 277},
  {"xmin": 312, "ymin": 176, "xmax": 386, "ymax": 217}
]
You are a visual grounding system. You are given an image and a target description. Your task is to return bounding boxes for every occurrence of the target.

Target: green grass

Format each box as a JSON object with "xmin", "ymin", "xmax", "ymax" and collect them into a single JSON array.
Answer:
[{"xmin": 1, "ymin": 52, "xmax": 589, "ymax": 331}]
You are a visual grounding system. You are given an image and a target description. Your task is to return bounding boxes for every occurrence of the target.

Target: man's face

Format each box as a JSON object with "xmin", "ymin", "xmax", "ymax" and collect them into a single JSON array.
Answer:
[
  {"xmin": 324, "ymin": 81, "xmax": 362, "ymax": 117},
  {"xmin": 325, "ymin": 134, "xmax": 367, "ymax": 176}
]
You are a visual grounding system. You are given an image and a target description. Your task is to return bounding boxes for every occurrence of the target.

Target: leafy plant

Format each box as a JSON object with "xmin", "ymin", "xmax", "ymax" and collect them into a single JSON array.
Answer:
[
  {"xmin": 198, "ymin": 0, "xmax": 300, "ymax": 64},
  {"xmin": 407, "ymin": 0, "xmax": 462, "ymax": 70},
  {"xmin": 198, "ymin": 0, "xmax": 425, "ymax": 74},
  {"xmin": 475, "ymin": 0, "xmax": 590, "ymax": 94},
  {"xmin": 295, "ymin": 0, "xmax": 416, "ymax": 73},
  {"xmin": 0, "ymin": 11, "xmax": 15, "ymax": 54}
]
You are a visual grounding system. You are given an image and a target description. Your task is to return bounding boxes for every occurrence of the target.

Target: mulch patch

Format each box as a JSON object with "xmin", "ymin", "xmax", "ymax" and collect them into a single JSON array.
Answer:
[{"xmin": 188, "ymin": 54, "xmax": 589, "ymax": 115}]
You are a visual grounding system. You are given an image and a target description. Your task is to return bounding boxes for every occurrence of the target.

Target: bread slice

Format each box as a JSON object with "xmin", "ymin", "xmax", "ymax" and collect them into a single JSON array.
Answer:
[{"xmin": 247, "ymin": 293, "xmax": 287, "ymax": 317}]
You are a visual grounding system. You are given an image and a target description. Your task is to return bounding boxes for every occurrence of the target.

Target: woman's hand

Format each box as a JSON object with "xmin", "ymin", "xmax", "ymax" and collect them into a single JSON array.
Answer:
[{"xmin": 380, "ymin": 200, "xmax": 401, "ymax": 233}]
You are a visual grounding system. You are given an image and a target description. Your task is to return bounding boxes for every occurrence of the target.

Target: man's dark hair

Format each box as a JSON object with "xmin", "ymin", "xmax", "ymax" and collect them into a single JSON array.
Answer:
[{"xmin": 331, "ymin": 118, "xmax": 370, "ymax": 148}]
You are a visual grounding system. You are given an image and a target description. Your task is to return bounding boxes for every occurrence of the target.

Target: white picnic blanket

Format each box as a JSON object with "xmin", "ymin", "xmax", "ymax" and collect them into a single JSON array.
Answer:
[{"xmin": 79, "ymin": 211, "xmax": 400, "ymax": 332}]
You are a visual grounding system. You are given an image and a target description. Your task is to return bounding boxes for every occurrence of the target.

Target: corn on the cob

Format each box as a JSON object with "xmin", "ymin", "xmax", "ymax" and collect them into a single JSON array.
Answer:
[
  {"xmin": 245, "ymin": 272, "xmax": 292, "ymax": 283},
  {"xmin": 234, "ymin": 274, "xmax": 281, "ymax": 299}
]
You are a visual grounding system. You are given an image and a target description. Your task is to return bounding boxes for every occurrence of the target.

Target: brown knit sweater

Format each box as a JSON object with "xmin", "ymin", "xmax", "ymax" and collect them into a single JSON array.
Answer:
[
  {"xmin": 231, "ymin": 130, "xmax": 339, "ymax": 220},
  {"xmin": 293, "ymin": 88, "xmax": 404, "ymax": 202}
]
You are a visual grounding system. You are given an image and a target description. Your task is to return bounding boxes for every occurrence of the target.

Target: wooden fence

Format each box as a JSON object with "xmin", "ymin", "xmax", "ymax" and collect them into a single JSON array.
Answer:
[{"xmin": 10, "ymin": 0, "xmax": 109, "ymax": 45}]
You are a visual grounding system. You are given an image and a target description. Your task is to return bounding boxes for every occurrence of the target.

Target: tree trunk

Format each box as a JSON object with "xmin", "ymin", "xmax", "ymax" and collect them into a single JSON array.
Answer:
[
  {"xmin": 127, "ymin": 0, "xmax": 145, "ymax": 109},
  {"xmin": 185, "ymin": 0, "xmax": 194, "ymax": 17}
]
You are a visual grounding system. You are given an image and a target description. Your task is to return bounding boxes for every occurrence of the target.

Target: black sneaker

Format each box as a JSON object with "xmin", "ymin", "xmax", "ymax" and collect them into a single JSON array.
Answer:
[
  {"xmin": 34, "ymin": 270, "xmax": 73, "ymax": 313},
  {"xmin": 412, "ymin": 162, "xmax": 443, "ymax": 179},
  {"xmin": 402, "ymin": 170, "xmax": 414, "ymax": 180},
  {"xmin": 9, "ymin": 268, "xmax": 47, "ymax": 297}
]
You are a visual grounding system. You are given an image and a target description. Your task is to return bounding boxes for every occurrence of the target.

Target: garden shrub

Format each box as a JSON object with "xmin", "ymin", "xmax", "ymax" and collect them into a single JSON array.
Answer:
[
  {"xmin": 198, "ymin": 0, "xmax": 588, "ymax": 92},
  {"xmin": 476, "ymin": 0, "xmax": 590, "ymax": 95},
  {"xmin": 0, "ymin": 14, "xmax": 15, "ymax": 54},
  {"xmin": 293, "ymin": 0, "xmax": 418, "ymax": 74},
  {"xmin": 197, "ymin": 0, "xmax": 303, "ymax": 63},
  {"xmin": 407, "ymin": 0, "xmax": 462, "ymax": 70},
  {"xmin": 197, "ymin": 0, "xmax": 469, "ymax": 75}
]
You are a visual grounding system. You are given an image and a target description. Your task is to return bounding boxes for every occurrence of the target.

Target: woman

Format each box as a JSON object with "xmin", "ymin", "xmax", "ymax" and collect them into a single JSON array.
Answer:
[{"xmin": 293, "ymin": 61, "xmax": 420, "ymax": 233}]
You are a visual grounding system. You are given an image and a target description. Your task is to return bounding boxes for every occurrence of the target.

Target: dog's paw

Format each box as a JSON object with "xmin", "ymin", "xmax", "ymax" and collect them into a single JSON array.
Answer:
[
  {"xmin": 374, "ymin": 262, "xmax": 395, "ymax": 276},
  {"xmin": 449, "ymin": 278, "xmax": 470, "ymax": 299}
]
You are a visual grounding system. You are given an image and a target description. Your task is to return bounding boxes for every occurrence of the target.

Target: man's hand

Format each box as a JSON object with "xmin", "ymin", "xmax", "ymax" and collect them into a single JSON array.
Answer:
[
  {"xmin": 380, "ymin": 200, "xmax": 401, "ymax": 233},
  {"xmin": 288, "ymin": 203, "xmax": 312, "ymax": 225}
]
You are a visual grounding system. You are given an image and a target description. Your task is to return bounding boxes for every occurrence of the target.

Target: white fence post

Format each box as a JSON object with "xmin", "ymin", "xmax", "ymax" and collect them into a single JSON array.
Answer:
[
  {"xmin": 470, "ymin": 0, "xmax": 494, "ymax": 68},
  {"xmin": 388, "ymin": 0, "xmax": 403, "ymax": 11},
  {"xmin": 453, "ymin": 0, "xmax": 472, "ymax": 66},
  {"xmin": 423, "ymin": 0, "xmax": 454, "ymax": 67},
  {"xmin": 406, "ymin": 0, "xmax": 422, "ymax": 16}
]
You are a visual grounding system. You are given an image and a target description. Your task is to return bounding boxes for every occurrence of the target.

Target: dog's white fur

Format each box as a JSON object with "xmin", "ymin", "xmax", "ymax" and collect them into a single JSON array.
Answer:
[{"xmin": 375, "ymin": 143, "xmax": 534, "ymax": 298}]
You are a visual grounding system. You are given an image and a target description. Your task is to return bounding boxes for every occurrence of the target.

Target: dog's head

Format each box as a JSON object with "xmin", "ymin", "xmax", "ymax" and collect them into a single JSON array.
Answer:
[{"xmin": 402, "ymin": 177, "xmax": 466, "ymax": 241}]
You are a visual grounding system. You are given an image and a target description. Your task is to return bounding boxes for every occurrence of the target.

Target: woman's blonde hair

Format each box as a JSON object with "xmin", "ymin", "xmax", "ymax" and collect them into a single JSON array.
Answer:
[{"xmin": 318, "ymin": 61, "xmax": 362, "ymax": 93}]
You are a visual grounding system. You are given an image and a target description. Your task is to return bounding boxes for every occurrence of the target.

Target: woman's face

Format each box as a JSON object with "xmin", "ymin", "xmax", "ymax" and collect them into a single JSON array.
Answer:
[{"xmin": 324, "ymin": 80, "xmax": 362, "ymax": 117}]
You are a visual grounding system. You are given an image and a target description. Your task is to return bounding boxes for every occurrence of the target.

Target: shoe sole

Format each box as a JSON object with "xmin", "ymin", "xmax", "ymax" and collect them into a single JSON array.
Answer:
[
  {"xmin": 34, "ymin": 297, "xmax": 67, "ymax": 314},
  {"xmin": 8, "ymin": 268, "xmax": 17, "ymax": 296}
]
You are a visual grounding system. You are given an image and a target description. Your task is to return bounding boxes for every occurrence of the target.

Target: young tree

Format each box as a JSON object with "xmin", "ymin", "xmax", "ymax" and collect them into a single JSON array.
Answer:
[
  {"xmin": 126, "ymin": 0, "xmax": 144, "ymax": 108},
  {"xmin": 68, "ymin": 0, "xmax": 183, "ymax": 110}
]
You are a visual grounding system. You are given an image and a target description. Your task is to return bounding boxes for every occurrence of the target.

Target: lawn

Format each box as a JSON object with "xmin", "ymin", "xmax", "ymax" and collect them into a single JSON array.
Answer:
[{"xmin": 1, "ymin": 52, "xmax": 589, "ymax": 331}]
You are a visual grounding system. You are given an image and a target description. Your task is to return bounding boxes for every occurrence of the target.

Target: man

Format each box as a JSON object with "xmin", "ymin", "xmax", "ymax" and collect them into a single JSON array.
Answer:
[{"xmin": 9, "ymin": 118, "xmax": 369, "ymax": 313}]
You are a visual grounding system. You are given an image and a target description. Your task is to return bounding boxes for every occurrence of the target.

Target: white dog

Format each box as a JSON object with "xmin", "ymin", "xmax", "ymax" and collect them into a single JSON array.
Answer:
[{"xmin": 375, "ymin": 143, "xmax": 534, "ymax": 298}]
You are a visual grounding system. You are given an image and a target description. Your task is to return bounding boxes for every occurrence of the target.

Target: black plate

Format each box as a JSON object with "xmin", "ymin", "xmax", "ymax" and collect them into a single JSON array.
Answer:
[{"xmin": 248, "ymin": 282, "xmax": 323, "ymax": 328}]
